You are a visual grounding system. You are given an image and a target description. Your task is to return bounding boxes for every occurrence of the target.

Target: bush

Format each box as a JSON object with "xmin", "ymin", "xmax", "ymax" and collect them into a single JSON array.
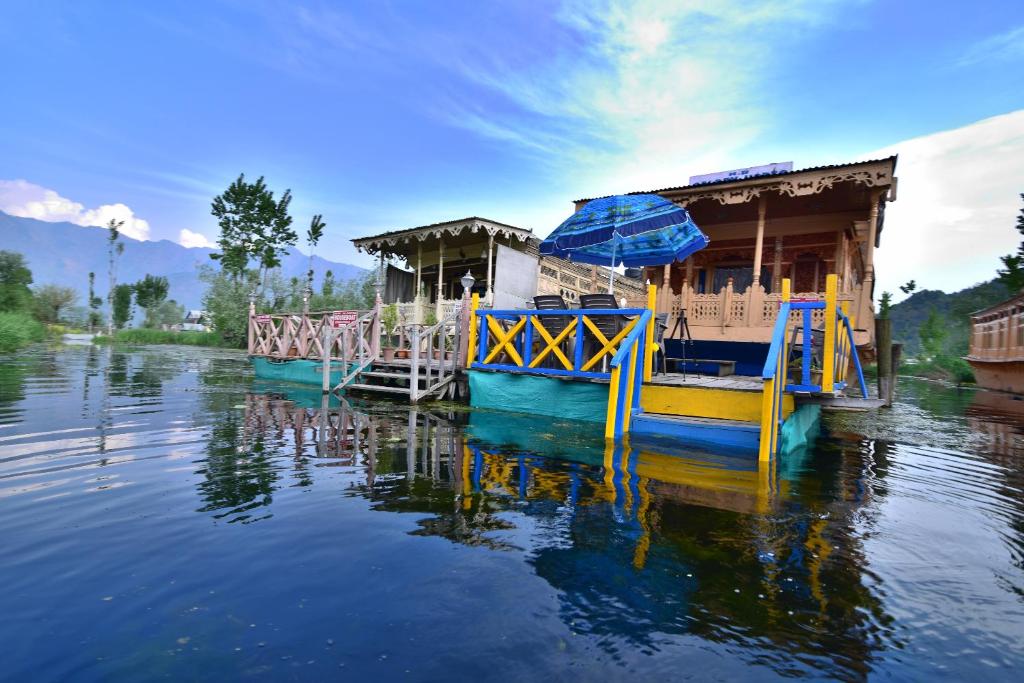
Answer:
[
  {"xmin": 0, "ymin": 311, "xmax": 46, "ymax": 353},
  {"xmin": 93, "ymin": 329, "xmax": 227, "ymax": 347}
]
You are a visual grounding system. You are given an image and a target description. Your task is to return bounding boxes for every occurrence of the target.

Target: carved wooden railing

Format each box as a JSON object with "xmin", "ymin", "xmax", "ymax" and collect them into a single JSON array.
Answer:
[
  {"xmin": 249, "ymin": 311, "xmax": 335, "ymax": 359},
  {"xmin": 322, "ymin": 308, "xmax": 381, "ymax": 392},
  {"xmin": 668, "ymin": 283, "xmax": 857, "ymax": 330}
]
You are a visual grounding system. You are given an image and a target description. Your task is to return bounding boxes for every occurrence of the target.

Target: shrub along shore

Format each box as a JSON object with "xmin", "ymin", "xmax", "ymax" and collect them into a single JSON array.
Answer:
[
  {"xmin": 0, "ymin": 312, "xmax": 47, "ymax": 353},
  {"xmin": 92, "ymin": 329, "xmax": 228, "ymax": 347}
]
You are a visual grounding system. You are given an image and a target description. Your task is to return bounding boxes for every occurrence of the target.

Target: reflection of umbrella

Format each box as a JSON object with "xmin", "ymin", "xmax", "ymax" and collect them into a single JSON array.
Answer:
[{"xmin": 540, "ymin": 194, "xmax": 709, "ymax": 292}]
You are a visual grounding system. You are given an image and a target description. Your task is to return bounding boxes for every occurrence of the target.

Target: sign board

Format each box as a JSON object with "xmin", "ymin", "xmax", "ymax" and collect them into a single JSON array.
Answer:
[
  {"xmin": 331, "ymin": 310, "xmax": 358, "ymax": 328},
  {"xmin": 492, "ymin": 243, "xmax": 539, "ymax": 310},
  {"xmin": 254, "ymin": 314, "xmax": 271, "ymax": 325},
  {"xmin": 689, "ymin": 161, "xmax": 793, "ymax": 186}
]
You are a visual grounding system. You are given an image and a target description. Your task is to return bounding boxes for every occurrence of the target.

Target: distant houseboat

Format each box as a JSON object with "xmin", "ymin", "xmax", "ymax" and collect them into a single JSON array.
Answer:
[{"xmin": 966, "ymin": 292, "xmax": 1024, "ymax": 394}]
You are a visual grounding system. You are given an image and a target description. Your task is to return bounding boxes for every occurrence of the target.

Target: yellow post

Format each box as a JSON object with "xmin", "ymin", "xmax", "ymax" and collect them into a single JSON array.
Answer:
[
  {"xmin": 605, "ymin": 366, "xmax": 621, "ymax": 440},
  {"xmin": 822, "ymin": 274, "xmax": 837, "ymax": 393},
  {"xmin": 644, "ymin": 283, "xmax": 657, "ymax": 382},
  {"xmin": 781, "ymin": 277, "xmax": 791, "ymax": 303},
  {"xmin": 758, "ymin": 377, "xmax": 775, "ymax": 462},
  {"xmin": 467, "ymin": 292, "xmax": 480, "ymax": 364}
]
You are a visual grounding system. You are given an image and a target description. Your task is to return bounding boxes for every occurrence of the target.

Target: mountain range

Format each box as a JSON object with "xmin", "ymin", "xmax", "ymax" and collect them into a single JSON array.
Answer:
[
  {"xmin": 0, "ymin": 211, "xmax": 366, "ymax": 310},
  {"xmin": 890, "ymin": 278, "xmax": 1008, "ymax": 356}
]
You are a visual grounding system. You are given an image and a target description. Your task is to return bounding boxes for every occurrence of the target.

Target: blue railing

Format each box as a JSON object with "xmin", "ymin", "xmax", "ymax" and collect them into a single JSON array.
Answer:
[
  {"xmin": 760, "ymin": 275, "xmax": 869, "ymax": 460},
  {"xmin": 468, "ymin": 302, "xmax": 655, "ymax": 441},
  {"xmin": 472, "ymin": 308, "xmax": 649, "ymax": 379}
]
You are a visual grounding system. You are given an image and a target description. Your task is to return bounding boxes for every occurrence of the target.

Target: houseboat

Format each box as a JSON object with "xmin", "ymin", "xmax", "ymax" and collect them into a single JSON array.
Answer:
[{"xmin": 966, "ymin": 291, "xmax": 1024, "ymax": 393}]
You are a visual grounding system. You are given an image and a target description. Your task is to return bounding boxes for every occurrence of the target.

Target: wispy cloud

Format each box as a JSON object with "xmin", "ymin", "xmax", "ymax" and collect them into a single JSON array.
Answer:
[
  {"xmin": 957, "ymin": 25, "xmax": 1024, "ymax": 67},
  {"xmin": 425, "ymin": 0, "xmax": 847, "ymax": 196},
  {"xmin": 0, "ymin": 179, "xmax": 151, "ymax": 240}
]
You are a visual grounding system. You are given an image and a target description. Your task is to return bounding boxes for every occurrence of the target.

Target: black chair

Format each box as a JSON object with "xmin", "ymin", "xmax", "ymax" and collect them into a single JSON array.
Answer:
[
  {"xmin": 533, "ymin": 295, "xmax": 571, "ymax": 367},
  {"xmin": 580, "ymin": 294, "xmax": 624, "ymax": 368}
]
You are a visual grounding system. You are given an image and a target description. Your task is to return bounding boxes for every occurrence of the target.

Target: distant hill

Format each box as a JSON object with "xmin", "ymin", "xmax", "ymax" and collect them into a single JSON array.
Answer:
[
  {"xmin": 0, "ymin": 211, "xmax": 366, "ymax": 310},
  {"xmin": 890, "ymin": 278, "xmax": 1009, "ymax": 355}
]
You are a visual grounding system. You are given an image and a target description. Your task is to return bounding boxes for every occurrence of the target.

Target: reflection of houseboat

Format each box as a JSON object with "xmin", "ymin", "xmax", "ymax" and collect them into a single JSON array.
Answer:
[{"xmin": 966, "ymin": 292, "xmax": 1024, "ymax": 394}]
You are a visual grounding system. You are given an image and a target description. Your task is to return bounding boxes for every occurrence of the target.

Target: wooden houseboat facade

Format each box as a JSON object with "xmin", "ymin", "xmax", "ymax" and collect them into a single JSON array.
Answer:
[{"xmin": 967, "ymin": 291, "xmax": 1024, "ymax": 394}]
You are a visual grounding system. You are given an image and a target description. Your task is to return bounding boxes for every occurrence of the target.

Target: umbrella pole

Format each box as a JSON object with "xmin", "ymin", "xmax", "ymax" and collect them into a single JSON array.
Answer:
[{"xmin": 607, "ymin": 243, "xmax": 616, "ymax": 294}]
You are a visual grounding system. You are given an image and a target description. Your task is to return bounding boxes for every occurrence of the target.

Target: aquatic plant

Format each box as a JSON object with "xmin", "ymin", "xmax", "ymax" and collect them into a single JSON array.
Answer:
[{"xmin": 0, "ymin": 311, "xmax": 46, "ymax": 353}]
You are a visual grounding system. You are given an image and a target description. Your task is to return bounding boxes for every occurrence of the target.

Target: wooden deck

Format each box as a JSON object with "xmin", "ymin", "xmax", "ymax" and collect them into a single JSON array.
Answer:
[{"xmin": 649, "ymin": 372, "xmax": 763, "ymax": 392}]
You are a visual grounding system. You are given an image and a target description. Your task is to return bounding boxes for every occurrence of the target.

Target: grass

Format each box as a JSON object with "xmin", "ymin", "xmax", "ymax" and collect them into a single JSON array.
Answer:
[
  {"xmin": 0, "ymin": 311, "xmax": 47, "ymax": 353},
  {"xmin": 93, "ymin": 328, "xmax": 229, "ymax": 348}
]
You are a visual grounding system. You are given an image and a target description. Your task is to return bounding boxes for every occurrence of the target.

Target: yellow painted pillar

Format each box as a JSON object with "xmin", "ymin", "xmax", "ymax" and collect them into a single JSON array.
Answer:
[
  {"xmin": 822, "ymin": 274, "xmax": 837, "ymax": 393},
  {"xmin": 758, "ymin": 377, "xmax": 775, "ymax": 462},
  {"xmin": 644, "ymin": 283, "xmax": 657, "ymax": 382},
  {"xmin": 605, "ymin": 366, "xmax": 621, "ymax": 440},
  {"xmin": 467, "ymin": 292, "xmax": 479, "ymax": 364},
  {"xmin": 781, "ymin": 277, "xmax": 791, "ymax": 303}
]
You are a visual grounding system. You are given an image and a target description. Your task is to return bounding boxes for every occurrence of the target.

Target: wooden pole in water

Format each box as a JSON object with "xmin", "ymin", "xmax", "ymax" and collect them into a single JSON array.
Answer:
[{"xmin": 876, "ymin": 317, "xmax": 893, "ymax": 407}]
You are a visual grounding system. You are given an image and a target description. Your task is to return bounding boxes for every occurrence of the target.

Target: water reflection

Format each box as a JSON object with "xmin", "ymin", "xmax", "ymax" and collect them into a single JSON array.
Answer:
[
  {"xmin": 219, "ymin": 390, "xmax": 895, "ymax": 677},
  {"xmin": 2, "ymin": 347, "xmax": 1023, "ymax": 680}
]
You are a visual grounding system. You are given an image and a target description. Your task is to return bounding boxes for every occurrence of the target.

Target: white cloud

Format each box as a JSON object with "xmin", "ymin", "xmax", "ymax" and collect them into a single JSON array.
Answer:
[
  {"xmin": 178, "ymin": 228, "xmax": 216, "ymax": 249},
  {"xmin": 0, "ymin": 179, "xmax": 151, "ymax": 240},
  {"xmin": 864, "ymin": 110, "xmax": 1024, "ymax": 300}
]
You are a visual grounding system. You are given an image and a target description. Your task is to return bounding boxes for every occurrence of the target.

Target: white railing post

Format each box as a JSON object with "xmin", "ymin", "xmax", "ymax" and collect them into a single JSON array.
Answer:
[
  {"xmin": 410, "ymin": 328, "xmax": 421, "ymax": 403},
  {"xmin": 322, "ymin": 324, "xmax": 333, "ymax": 393}
]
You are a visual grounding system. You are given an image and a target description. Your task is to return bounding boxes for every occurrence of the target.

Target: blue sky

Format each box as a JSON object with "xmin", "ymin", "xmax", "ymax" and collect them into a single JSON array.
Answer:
[{"xmin": 1, "ymin": 0, "xmax": 1022, "ymax": 296}]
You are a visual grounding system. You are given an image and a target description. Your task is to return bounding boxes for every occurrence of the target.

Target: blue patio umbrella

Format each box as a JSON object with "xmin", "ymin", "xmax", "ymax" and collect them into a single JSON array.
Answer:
[{"xmin": 539, "ymin": 194, "xmax": 709, "ymax": 292}]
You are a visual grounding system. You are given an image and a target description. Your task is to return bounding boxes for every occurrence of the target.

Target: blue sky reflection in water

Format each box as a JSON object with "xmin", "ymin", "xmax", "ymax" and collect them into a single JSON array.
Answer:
[{"xmin": 1, "ymin": 346, "xmax": 1023, "ymax": 681}]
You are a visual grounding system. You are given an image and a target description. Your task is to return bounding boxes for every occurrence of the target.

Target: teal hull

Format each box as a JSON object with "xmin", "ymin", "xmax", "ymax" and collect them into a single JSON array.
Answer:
[{"xmin": 250, "ymin": 357, "xmax": 345, "ymax": 387}]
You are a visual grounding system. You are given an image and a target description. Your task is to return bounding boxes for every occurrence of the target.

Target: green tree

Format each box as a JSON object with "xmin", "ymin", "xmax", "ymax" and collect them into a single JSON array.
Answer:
[
  {"xmin": 878, "ymin": 291, "xmax": 893, "ymax": 319},
  {"xmin": 199, "ymin": 265, "xmax": 256, "ymax": 348},
  {"xmin": 133, "ymin": 274, "xmax": 170, "ymax": 327},
  {"xmin": 0, "ymin": 251, "xmax": 33, "ymax": 312},
  {"xmin": 106, "ymin": 218, "xmax": 125, "ymax": 334},
  {"xmin": 32, "ymin": 284, "xmax": 78, "ymax": 323},
  {"xmin": 918, "ymin": 308, "xmax": 947, "ymax": 360},
  {"xmin": 150, "ymin": 299, "xmax": 186, "ymax": 328},
  {"xmin": 899, "ymin": 280, "xmax": 917, "ymax": 295},
  {"xmin": 111, "ymin": 283, "xmax": 133, "ymax": 330},
  {"xmin": 321, "ymin": 269, "xmax": 336, "ymax": 297},
  {"xmin": 305, "ymin": 214, "xmax": 326, "ymax": 288},
  {"xmin": 87, "ymin": 271, "xmax": 103, "ymax": 330},
  {"xmin": 209, "ymin": 174, "xmax": 296, "ymax": 284},
  {"xmin": 996, "ymin": 194, "xmax": 1024, "ymax": 294}
]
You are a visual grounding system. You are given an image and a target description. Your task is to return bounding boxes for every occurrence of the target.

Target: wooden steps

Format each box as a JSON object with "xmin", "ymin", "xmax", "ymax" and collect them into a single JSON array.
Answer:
[
  {"xmin": 343, "ymin": 360, "xmax": 458, "ymax": 401},
  {"xmin": 631, "ymin": 413, "xmax": 760, "ymax": 452},
  {"xmin": 346, "ymin": 383, "xmax": 412, "ymax": 395}
]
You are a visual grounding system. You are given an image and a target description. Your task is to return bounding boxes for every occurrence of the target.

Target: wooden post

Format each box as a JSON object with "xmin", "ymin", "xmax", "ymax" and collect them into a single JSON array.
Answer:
[
  {"xmin": 247, "ymin": 296, "xmax": 256, "ymax": 355},
  {"xmin": 458, "ymin": 285, "xmax": 471, "ymax": 368},
  {"xmin": 890, "ymin": 343, "xmax": 902, "ymax": 402},
  {"xmin": 876, "ymin": 317, "xmax": 893, "ymax": 407},
  {"xmin": 321, "ymin": 324, "xmax": 333, "ymax": 393},
  {"xmin": 486, "ymin": 233, "xmax": 494, "ymax": 306},
  {"xmin": 436, "ymin": 239, "xmax": 445, "ymax": 320},
  {"xmin": 752, "ymin": 195, "xmax": 766, "ymax": 288},
  {"xmin": 821, "ymin": 274, "xmax": 838, "ymax": 393},
  {"xmin": 415, "ymin": 241, "xmax": 422, "ymax": 302},
  {"xmin": 771, "ymin": 237, "xmax": 783, "ymax": 293},
  {"xmin": 410, "ymin": 328, "xmax": 421, "ymax": 403}
]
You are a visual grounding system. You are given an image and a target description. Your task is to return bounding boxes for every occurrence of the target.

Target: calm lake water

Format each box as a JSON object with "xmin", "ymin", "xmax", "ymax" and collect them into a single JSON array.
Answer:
[{"xmin": 1, "ymin": 345, "xmax": 1022, "ymax": 681}]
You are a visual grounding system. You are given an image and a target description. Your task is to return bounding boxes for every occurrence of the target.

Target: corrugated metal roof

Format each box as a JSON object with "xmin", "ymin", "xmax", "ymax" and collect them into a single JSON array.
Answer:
[{"xmin": 574, "ymin": 156, "xmax": 898, "ymax": 204}]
